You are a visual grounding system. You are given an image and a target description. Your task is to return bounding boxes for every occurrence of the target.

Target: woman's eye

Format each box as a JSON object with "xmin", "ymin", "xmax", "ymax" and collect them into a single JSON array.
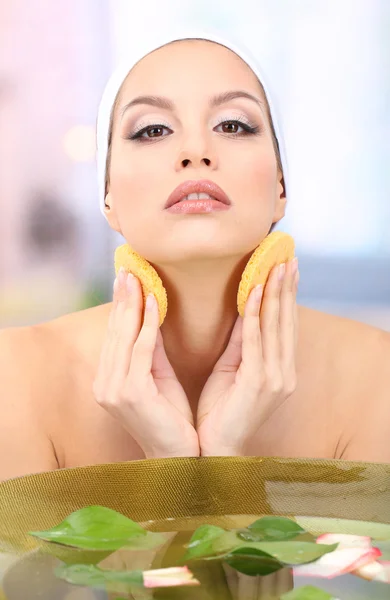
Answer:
[
  {"xmin": 130, "ymin": 120, "xmax": 259, "ymax": 142},
  {"xmin": 130, "ymin": 125, "xmax": 172, "ymax": 141},
  {"xmin": 218, "ymin": 121, "xmax": 241, "ymax": 134},
  {"xmin": 144, "ymin": 126, "xmax": 168, "ymax": 138},
  {"xmin": 214, "ymin": 120, "xmax": 259, "ymax": 135}
]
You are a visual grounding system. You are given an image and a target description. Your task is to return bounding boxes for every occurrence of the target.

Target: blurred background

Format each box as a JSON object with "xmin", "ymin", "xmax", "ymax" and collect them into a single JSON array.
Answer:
[{"xmin": 1, "ymin": 0, "xmax": 389, "ymax": 329}]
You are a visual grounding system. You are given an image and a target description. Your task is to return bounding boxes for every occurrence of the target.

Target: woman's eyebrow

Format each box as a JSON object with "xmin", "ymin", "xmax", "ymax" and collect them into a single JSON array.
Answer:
[
  {"xmin": 211, "ymin": 90, "xmax": 264, "ymax": 109},
  {"xmin": 120, "ymin": 90, "xmax": 264, "ymax": 119},
  {"xmin": 121, "ymin": 95, "xmax": 174, "ymax": 117}
]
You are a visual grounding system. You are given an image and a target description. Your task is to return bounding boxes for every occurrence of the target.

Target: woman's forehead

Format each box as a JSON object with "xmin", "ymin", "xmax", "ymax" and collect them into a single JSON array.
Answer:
[{"xmin": 117, "ymin": 39, "xmax": 264, "ymax": 106}]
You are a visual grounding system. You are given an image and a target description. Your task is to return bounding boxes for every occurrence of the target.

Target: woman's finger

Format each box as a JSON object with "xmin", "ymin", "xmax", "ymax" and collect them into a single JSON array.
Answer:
[
  {"xmin": 129, "ymin": 293, "xmax": 160, "ymax": 381},
  {"xmin": 112, "ymin": 268, "xmax": 128, "ymax": 332},
  {"xmin": 213, "ymin": 315, "xmax": 243, "ymax": 373},
  {"xmin": 260, "ymin": 264, "xmax": 284, "ymax": 369},
  {"xmin": 241, "ymin": 283, "xmax": 263, "ymax": 371},
  {"xmin": 152, "ymin": 329, "xmax": 177, "ymax": 379},
  {"xmin": 279, "ymin": 259, "xmax": 298, "ymax": 384},
  {"xmin": 109, "ymin": 272, "xmax": 143, "ymax": 379}
]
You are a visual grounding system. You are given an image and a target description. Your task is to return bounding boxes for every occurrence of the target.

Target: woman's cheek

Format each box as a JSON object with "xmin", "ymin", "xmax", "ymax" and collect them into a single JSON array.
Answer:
[
  {"xmin": 110, "ymin": 157, "xmax": 148, "ymax": 207},
  {"xmin": 245, "ymin": 150, "xmax": 278, "ymax": 195},
  {"xmin": 109, "ymin": 161, "xmax": 165, "ymax": 249}
]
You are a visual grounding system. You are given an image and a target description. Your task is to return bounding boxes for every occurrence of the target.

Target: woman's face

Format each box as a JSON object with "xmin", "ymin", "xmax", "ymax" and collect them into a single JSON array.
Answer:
[{"xmin": 106, "ymin": 39, "xmax": 285, "ymax": 265}]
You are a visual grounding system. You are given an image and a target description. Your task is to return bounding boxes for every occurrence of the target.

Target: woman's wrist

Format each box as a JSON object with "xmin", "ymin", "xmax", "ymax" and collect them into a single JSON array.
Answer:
[
  {"xmin": 200, "ymin": 443, "xmax": 245, "ymax": 457},
  {"xmin": 145, "ymin": 443, "xmax": 200, "ymax": 459}
]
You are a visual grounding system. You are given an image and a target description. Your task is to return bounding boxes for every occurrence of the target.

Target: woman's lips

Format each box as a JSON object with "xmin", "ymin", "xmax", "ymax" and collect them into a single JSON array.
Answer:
[
  {"xmin": 165, "ymin": 180, "xmax": 231, "ymax": 214},
  {"xmin": 166, "ymin": 198, "xmax": 230, "ymax": 214}
]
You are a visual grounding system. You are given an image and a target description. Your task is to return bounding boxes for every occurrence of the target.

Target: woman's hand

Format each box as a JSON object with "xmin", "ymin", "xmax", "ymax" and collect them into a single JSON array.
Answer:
[
  {"xmin": 93, "ymin": 268, "xmax": 199, "ymax": 458},
  {"xmin": 197, "ymin": 259, "xmax": 299, "ymax": 456}
]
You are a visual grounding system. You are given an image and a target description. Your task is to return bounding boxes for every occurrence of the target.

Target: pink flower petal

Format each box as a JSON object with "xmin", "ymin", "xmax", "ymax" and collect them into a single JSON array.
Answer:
[
  {"xmin": 317, "ymin": 534, "xmax": 371, "ymax": 549},
  {"xmin": 143, "ymin": 566, "xmax": 200, "ymax": 588},
  {"xmin": 350, "ymin": 547, "xmax": 382, "ymax": 570},
  {"xmin": 353, "ymin": 560, "xmax": 390, "ymax": 584},
  {"xmin": 146, "ymin": 567, "xmax": 190, "ymax": 576},
  {"xmin": 294, "ymin": 547, "xmax": 381, "ymax": 579}
]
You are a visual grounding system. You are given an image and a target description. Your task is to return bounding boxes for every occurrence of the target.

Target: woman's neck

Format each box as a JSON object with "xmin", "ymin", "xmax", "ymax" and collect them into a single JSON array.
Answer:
[{"xmin": 158, "ymin": 255, "xmax": 249, "ymax": 406}]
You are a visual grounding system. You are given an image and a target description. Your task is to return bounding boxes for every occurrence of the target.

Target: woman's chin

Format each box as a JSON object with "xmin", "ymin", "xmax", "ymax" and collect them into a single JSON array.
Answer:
[
  {"xmin": 132, "ymin": 229, "xmax": 266, "ymax": 267},
  {"xmin": 150, "ymin": 242, "xmax": 252, "ymax": 267}
]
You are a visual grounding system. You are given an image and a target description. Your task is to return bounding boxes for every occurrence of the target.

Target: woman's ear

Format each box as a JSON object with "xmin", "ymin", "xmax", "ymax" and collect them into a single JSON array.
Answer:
[
  {"xmin": 272, "ymin": 173, "xmax": 287, "ymax": 224},
  {"xmin": 279, "ymin": 174, "xmax": 286, "ymax": 200},
  {"xmin": 104, "ymin": 192, "xmax": 122, "ymax": 233}
]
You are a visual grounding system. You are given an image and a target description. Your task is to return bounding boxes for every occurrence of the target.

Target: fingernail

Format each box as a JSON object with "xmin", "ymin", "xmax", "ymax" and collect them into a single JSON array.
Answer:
[
  {"xmin": 126, "ymin": 272, "xmax": 134, "ymax": 293},
  {"xmin": 278, "ymin": 263, "xmax": 286, "ymax": 281},
  {"xmin": 291, "ymin": 257, "xmax": 299, "ymax": 276},
  {"xmin": 255, "ymin": 284, "xmax": 263, "ymax": 302},
  {"xmin": 145, "ymin": 294, "xmax": 155, "ymax": 311},
  {"xmin": 118, "ymin": 267, "xmax": 126, "ymax": 285}
]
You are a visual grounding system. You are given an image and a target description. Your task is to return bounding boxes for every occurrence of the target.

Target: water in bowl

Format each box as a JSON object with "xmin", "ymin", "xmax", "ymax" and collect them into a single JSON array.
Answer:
[{"xmin": 1, "ymin": 514, "xmax": 390, "ymax": 599}]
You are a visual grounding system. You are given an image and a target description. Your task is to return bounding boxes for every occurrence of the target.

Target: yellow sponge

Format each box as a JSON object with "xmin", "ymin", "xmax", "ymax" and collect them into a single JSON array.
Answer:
[
  {"xmin": 115, "ymin": 232, "xmax": 295, "ymax": 326},
  {"xmin": 114, "ymin": 244, "xmax": 168, "ymax": 326},
  {"xmin": 237, "ymin": 232, "xmax": 295, "ymax": 316}
]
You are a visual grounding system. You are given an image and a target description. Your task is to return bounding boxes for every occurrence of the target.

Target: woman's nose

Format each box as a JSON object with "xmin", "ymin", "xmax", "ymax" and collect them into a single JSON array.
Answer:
[
  {"xmin": 175, "ymin": 145, "xmax": 218, "ymax": 171},
  {"xmin": 182, "ymin": 156, "xmax": 211, "ymax": 167}
]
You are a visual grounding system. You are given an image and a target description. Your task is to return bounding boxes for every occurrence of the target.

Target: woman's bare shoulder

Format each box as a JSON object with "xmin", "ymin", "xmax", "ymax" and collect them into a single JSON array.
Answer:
[
  {"xmin": 40, "ymin": 301, "xmax": 112, "ymax": 358},
  {"xmin": 0, "ymin": 323, "xmax": 63, "ymax": 481},
  {"xmin": 0, "ymin": 302, "xmax": 111, "ymax": 363},
  {"xmin": 0, "ymin": 304, "xmax": 112, "ymax": 481},
  {"xmin": 298, "ymin": 304, "xmax": 390, "ymax": 355},
  {"xmin": 298, "ymin": 304, "xmax": 390, "ymax": 380},
  {"xmin": 298, "ymin": 305, "xmax": 390, "ymax": 462}
]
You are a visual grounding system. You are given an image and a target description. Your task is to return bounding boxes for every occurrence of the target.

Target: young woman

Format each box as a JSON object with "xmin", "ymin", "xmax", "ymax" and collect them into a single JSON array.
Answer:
[{"xmin": 1, "ymin": 31, "xmax": 389, "ymax": 482}]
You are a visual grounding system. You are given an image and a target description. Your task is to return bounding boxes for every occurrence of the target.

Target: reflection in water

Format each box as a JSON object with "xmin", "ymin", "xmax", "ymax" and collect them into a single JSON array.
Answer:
[
  {"xmin": 1, "ymin": 517, "xmax": 390, "ymax": 600},
  {"xmin": 2, "ymin": 551, "xmax": 101, "ymax": 599},
  {"xmin": 1, "ymin": 548, "xmax": 294, "ymax": 599}
]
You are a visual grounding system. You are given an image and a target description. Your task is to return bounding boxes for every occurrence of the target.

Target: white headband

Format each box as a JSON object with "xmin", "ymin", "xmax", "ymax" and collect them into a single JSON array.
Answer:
[{"xmin": 96, "ymin": 29, "xmax": 288, "ymax": 215}]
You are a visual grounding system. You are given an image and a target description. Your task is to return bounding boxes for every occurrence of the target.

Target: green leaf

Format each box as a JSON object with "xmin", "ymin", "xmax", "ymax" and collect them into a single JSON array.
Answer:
[
  {"xmin": 246, "ymin": 516, "xmax": 305, "ymax": 541},
  {"xmin": 281, "ymin": 585, "xmax": 336, "ymax": 600},
  {"xmin": 29, "ymin": 506, "xmax": 165, "ymax": 551},
  {"xmin": 237, "ymin": 529, "xmax": 266, "ymax": 543},
  {"xmin": 240, "ymin": 541, "xmax": 338, "ymax": 565},
  {"xmin": 183, "ymin": 523, "xmax": 335, "ymax": 567},
  {"xmin": 55, "ymin": 564, "xmax": 143, "ymax": 592},
  {"xmin": 184, "ymin": 525, "xmax": 228, "ymax": 560},
  {"xmin": 40, "ymin": 543, "xmax": 113, "ymax": 566},
  {"xmin": 218, "ymin": 541, "xmax": 337, "ymax": 567},
  {"xmin": 225, "ymin": 546, "xmax": 283, "ymax": 576}
]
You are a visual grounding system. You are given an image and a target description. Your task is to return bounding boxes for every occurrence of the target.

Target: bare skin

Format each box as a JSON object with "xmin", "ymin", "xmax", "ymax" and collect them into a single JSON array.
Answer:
[
  {"xmin": 1, "ymin": 39, "xmax": 390, "ymax": 481},
  {"xmin": 1, "ymin": 297, "xmax": 389, "ymax": 482}
]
